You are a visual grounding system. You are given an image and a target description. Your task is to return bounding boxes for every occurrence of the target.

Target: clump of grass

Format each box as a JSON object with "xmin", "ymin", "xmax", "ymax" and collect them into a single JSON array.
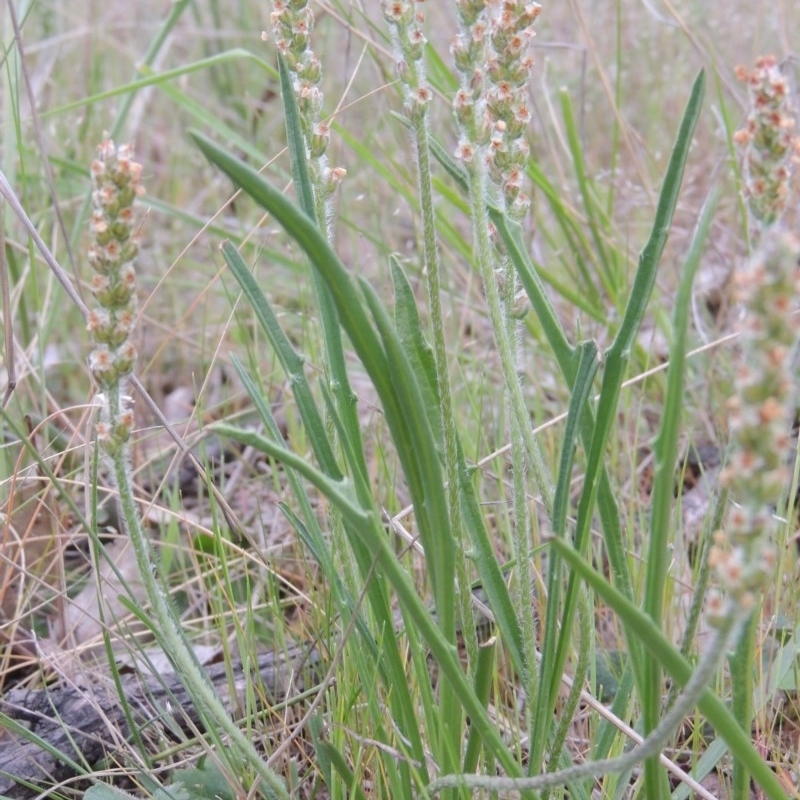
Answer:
[
  {"xmin": 190, "ymin": 5, "xmax": 789, "ymax": 800},
  {"xmin": 0, "ymin": 3, "xmax": 798, "ymax": 800}
]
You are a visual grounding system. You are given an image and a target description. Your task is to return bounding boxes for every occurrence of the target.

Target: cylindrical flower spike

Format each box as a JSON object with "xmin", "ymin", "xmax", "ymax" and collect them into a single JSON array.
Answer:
[
  {"xmin": 265, "ymin": 0, "xmax": 345, "ymax": 225},
  {"xmin": 711, "ymin": 230, "xmax": 800, "ymax": 624},
  {"xmin": 734, "ymin": 56, "xmax": 799, "ymax": 231},
  {"xmin": 87, "ymin": 138, "xmax": 143, "ymax": 454}
]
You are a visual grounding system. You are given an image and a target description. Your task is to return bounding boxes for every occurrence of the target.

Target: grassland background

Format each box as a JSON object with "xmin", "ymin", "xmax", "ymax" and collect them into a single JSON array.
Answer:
[{"xmin": 1, "ymin": 0, "xmax": 800, "ymax": 798}]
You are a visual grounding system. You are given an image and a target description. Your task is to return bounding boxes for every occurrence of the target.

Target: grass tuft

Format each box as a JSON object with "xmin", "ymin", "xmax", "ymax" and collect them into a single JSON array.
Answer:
[{"xmin": 1, "ymin": 3, "xmax": 798, "ymax": 799}]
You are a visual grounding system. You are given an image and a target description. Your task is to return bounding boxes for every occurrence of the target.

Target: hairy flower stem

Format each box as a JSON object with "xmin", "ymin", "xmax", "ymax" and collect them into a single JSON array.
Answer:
[
  {"xmin": 730, "ymin": 57, "xmax": 799, "ymax": 799},
  {"xmin": 411, "ymin": 112, "xmax": 475, "ymax": 662},
  {"xmin": 464, "ymin": 154, "xmax": 550, "ymax": 691},
  {"xmin": 734, "ymin": 55, "xmax": 798, "ymax": 235},
  {"xmin": 542, "ymin": 587, "xmax": 593, "ymax": 800},
  {"xmin": 267, "ymin": 5, "xmax": 353, "ymax": 442},
  {"xmin": 451, "ymin": 4, "xmax": 551, "ymax": 738},
  {"xmin": 498, "ymin": 237, "xmax": 534, "ymax": 717},
  {"xmin": 382, "ymin": 2, "xmax": 471, "ymax": 776}
]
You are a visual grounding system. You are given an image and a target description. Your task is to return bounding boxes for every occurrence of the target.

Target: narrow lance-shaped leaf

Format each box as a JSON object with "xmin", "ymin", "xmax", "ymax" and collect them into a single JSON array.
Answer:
[
  {"xmin": 275, "ymin": 55, "xmax": 368, "ymax": 494},
  {"xmin": 641, "ymin": 188, "xmax": 718, "ymax": 793},
  {"xmin": 529, "ymin": 340, "xmax": 599, "ymax": 776},
  {"xmin": 549, "ymin": 69, "xmax": 706, "ymax": 749},
  {"xmin": 221, "ymin": 242, "xmax": 340, "ymax": 477}
]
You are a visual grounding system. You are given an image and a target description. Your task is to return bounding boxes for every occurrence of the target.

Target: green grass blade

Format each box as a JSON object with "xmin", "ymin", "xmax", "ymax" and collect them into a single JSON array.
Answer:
[
  {"xmin": 608, "ymin": 70, "xmax": 706, "ymax": 361},
  {"xmin": 423, "ymin": 42, "xmax": 459, "ymax": 95},
  {"xmin": 529, "ymin": 340, "xmax": 599, "ymax": 776},
  {"xmin": 493, "ymin": 202, "xmax": 632, "ymax": 678},
  {"xmin": 730, "ymin": 612, "xmax": 758, "ymax": 800},
  {"xmin": 0, "ymin": 711, "xmax": 87, "ymax": 784},
  {"xmin": 48, "ymin": 49, "xmax": 272, "ymax": 129},
  {"xmin": 641, "ymin": 190, "xmax": 718, "ymax": 792},
  {"xmin": 278, "ymin": 54, "xmax": 316, "ymax": 222},
  {"xmin": 220, "ymin": 242, "xmax": 340, "ymax": 478},
  {"xmin": 462, "ymin": 635, "xmax": 497, "ymax": 773},
  {"xmin": 456, "ymin": 437, "xmax": 525, "ymax": 677},
  {"xmin": 526, "ymin": 159, "xmax": 607, "ymax": 319},
  {"xmin": 228, "ymin": 355, "xmax": 366, "ymax": 642},
  {"xmin": 223, "ymin": 260, "xmax": 412, "ymax": 780},
  {"xmin": 552, "ymin": 341, "xmax": 600, "ymax": 537},
  {"xmin": 315, "ymin": 741, "xmax": 370, "ymax": 800},
  {"xmin": 545, "ymin": 73, "xmax": 706, "ymax": 784},
  {"xmin": 64, "ymin": 43, "xmax": 271, "ymax": 249},
  {"xmin": 390, "ymin": 256, "xmax": 444, "ymax": 451},
  {"xmin": 148, "ymin": 73, "xmax": 274, "ymax": 164},
  {"xmin": 600, "ymin": 70, "xmax": 704, "ymax": 800},
  {"xmin": 559, "ymin": 89, "xmax": 617, "ymax": 300},
  {"xmin": 579, "ymin": 67, "xmax": 706, "ymax": 598},
  {"xmin": 213, "ymin": 417, "xmax": 428, "ymax": 787}
]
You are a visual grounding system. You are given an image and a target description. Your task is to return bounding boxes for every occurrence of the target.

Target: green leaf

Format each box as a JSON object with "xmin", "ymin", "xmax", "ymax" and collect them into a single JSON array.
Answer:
[
  {"xmin": 559, "ymin": 88, "xmax": 619, "ymax": 302},
  {"xmin": 220, "ymin": 242, "xmax": 340, "ymax": 478},
  {"xmin": 552, "ymin": 341, "xmax": 600, "ymax": 537},
  {"xmin": 455, "ymin": 438, "xmax": 525, "ymax": 677},
  {"xmin": 165, "ymin": 764, "xmax": 238, "ymax": 800},
  {"xmin": 641, "ymin": 188, "xmax": 718, "ymax": 792},
  {"xmin": 529, "ymin": 340, "xmax": 599, "ymax": 774},
  {"xmin": 193, "ymin": 132, "xmax": 454, "ymax": 638},
  {"xmin": 315, "ymin": 742, "xmax": 370, "ymax": 800},
  {"xmin": 609, "ymin": 70, "xmax": 706, "ymax": 359},
  {"xmin": 390, "ymin": 255, "xmax": 444, "ymax": 453},
  {"xmin": 358, "ymin": 276, "xmax": 454, "ymax": 627},
  {"xmin": 278, "ymin": 54, "xmax": 316, "ymax": 222},
  {"xmin": 201, "ymin": 149, "xmax": 427, "ymax": 786},
  {"xmin": 275, "ymin": 55, "xmax": 369, "ymax": 498}
]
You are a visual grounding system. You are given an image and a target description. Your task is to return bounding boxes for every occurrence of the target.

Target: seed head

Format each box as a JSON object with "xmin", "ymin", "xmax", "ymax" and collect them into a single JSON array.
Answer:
[{"xmin": 735, "ymin": 56, "xmax": 798, "ymax": 229}]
